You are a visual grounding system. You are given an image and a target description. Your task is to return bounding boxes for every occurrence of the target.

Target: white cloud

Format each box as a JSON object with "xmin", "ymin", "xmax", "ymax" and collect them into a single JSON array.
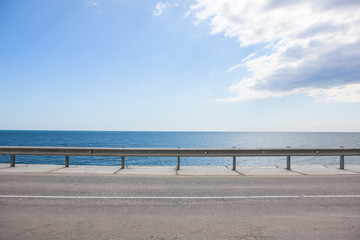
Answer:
[
  {"xmin": 227, "ymin": 52, "xmax": 257, "ymax": 72},
  {"xmin": 190, "ymin": 0, "xmax": 360, "ymax": 102},
  {"xmin": 153, "ymin": 2, "xmax": 181, "ymax": 17},
  {"xmin": 86, "ymin": 1, "xmax": 99, "ymax": 6},
  {"xmin": 227, "ymin": 63, "xmax": 243, "ymax": 73},
  {"xmin": 241, "ymin": 52, "xmax": 256, "ymax": 63},
  {"xmin": 308, "ymin": 84, "xmax": 360, "ymax": 103},
  {"xmin": 183, "ymin": 10, "xmax": 191, "ymax": 18},
  {"xmin": 153, "ymin": 2, "xmax": 169, "ymax": 16}
]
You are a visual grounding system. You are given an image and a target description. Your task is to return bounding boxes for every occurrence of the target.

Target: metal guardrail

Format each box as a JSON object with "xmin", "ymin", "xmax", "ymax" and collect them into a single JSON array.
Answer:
[{"xmin": 0, "ymin": 146, "xmax": 359, "ymax": 170}]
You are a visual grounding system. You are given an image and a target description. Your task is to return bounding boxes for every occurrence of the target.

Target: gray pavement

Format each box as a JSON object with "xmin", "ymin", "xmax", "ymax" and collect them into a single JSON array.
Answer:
[
  {"xmin": 0, "ymin": 173, "xmax": 359, "ymax": 239},
  {"xmin": 117, "ymin": 166, "xmax": 176, "ymax": 176},
  {"xmin": 236, "ymin": 165, "xmax": 302, "ymax": 176}
]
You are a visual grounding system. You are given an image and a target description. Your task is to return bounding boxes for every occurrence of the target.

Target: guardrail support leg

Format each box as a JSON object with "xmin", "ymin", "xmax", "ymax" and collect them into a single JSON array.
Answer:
[
  {"xmin": 340, "ymin": 155, "xmax": 344, "ymax": 169},
  {"xmin": 286, "ymin": 156, "xmax": 291, "ymax": 170},
  {"xmin": 232, "ymin": 156, "xmax": 236, "ymax": 170},
  {"xmin": 65, "ymin": 156, "xmax": 69, "ymax": 167},
  {"xmin": 177, "ymin": 156, "xmax": 180, "ymax": 170},
  {"xmin": 121, "ymin": 156, "xmax": 125, "ymax": 169},
  {"xmin": 10, "ymin": 155, "xmax": 15, "ymax": 167}
]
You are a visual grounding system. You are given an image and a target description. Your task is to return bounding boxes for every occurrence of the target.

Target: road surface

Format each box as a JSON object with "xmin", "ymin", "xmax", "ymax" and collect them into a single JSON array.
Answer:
[{"xmin": 1, "ymin": 173, "xmax": 359, "ymax": 239}]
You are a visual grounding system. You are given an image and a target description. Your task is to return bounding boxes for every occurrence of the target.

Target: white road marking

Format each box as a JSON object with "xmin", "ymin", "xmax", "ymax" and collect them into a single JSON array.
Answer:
[{"xmin": 0, "ymin": 195, "xmax": 359, "ymax": 199}]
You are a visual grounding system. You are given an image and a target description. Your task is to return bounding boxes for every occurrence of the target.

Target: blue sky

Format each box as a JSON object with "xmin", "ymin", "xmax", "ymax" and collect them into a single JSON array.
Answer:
[{"xmin": 1, "ymin": 0, "xmax": 359, "ymax": 131}]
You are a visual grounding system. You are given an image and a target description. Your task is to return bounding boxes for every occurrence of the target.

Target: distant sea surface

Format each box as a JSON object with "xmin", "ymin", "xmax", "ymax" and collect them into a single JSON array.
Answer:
[{"xmin": 0, "ymin": 131, "xmax": 359, "ymax": 166}]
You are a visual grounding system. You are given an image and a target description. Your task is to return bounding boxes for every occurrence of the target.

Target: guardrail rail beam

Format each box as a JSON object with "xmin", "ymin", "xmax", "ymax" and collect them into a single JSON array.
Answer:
[{"xmin": 0, "ymin": 146, "xmax": 359, "ymax": 169}]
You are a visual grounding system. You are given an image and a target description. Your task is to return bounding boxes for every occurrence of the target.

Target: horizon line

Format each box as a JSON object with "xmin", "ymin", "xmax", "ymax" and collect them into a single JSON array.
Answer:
[{"xmin": 1, "ymin": 129, "xmax": 360, "ymax": 133}]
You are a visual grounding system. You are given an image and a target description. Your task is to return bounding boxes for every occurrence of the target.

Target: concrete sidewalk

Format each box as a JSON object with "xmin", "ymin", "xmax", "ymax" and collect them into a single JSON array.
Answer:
[{"xmin": 0, "ymin": 163, "xmax": 359, "ymax": 176}]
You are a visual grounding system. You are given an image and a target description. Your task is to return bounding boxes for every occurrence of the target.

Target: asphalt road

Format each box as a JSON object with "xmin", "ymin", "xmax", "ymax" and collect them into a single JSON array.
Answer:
[{"xmin": 1, "ymin": 173, "xmax": 359, "ymax": 240}]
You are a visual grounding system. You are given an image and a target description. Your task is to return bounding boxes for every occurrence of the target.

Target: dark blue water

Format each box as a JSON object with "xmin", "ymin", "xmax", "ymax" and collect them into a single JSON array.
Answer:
[{"xmin": 0, "ymin": 131, "xmax": 359, "ymax": 166}]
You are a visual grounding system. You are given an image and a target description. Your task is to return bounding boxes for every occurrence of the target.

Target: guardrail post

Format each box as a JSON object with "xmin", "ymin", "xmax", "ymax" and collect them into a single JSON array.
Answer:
[
  {"xmin": 10, "ymin": 155, "xmax": 15, "ymax": 167},
  {"xmin": 339, "ymin": 146, "xmax": 344, "ymax": 170},
  {"xmin": 232, "ymin": 156, "xmax": 236, "ymax": 170},
  {"xmin": 286, "ymin": 156, "xmax": 291, "ymax": 170},
  {"xmin": 177, "ymin": 156, "xmax": 180, "ymax": 170},
  {"xmin": 121, "ymin": 156, "xmax": 125, "ymax": 169},
  {"xmin": 340, "ymin": 155, "xmax": 344, "ymax": 169},
  {"xmin": 65, "ymin": 155, "xmax": 69, "ymax": 167}
]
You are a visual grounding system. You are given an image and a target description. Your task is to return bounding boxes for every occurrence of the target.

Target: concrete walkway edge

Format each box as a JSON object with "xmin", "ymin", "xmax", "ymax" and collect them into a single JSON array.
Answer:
[{"xmin": 0, "ymin": 163, "xmax": 359, "ymax": 176}]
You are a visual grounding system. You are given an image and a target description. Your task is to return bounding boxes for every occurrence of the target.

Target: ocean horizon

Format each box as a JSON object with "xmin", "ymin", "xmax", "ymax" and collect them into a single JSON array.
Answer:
[{"xmin": 1, "ymin": 130, "xmax": 359, "ymax": 166}]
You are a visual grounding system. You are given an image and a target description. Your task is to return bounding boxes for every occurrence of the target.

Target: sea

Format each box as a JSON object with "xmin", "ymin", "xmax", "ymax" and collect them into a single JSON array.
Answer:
[{"xmin": 0, "ymin": 130, "xmax": 359, "ymax": 166}]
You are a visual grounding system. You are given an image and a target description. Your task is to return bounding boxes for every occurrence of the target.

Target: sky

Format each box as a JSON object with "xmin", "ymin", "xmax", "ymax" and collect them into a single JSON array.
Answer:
[{"xmin": 0, "ymin": 0, "xmax": 360, "ymax": 132}]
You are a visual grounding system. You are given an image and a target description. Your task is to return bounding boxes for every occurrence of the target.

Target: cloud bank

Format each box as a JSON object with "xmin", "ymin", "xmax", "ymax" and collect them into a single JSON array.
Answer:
[{"xmin": 190, "ymin": 0, "xmax": 360, "ymax": 102}]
